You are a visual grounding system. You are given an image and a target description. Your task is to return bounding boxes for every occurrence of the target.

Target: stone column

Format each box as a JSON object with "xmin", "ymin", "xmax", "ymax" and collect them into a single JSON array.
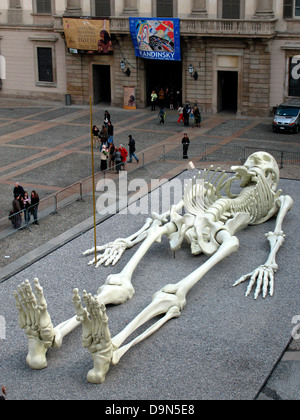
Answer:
[
  {"xmin": 189, "ymin": 0, "xmax": 208, "ymax": 17},
  {"xmin": 121, "ymin": 0, "xmax": 139, "ymax": 16},
  {"xmin": 64, "ymin": 0, "xmax": 82, "ymax": 16},
  {"xmin": 254, "ymin": 0, "xmax": 274, "ymax": 19}
]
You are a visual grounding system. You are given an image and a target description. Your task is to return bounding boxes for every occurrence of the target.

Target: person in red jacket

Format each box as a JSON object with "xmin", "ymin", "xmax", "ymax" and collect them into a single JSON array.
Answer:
[{"xmin": 119, "ymin": 144, "xmax": 128, "ymax": 171}]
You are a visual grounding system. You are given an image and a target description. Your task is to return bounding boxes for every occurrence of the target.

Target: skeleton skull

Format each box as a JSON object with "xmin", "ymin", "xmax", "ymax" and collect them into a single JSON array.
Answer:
[{"xmin": 232, "ymin": 151, "xmax": 280, "ymax": 192}]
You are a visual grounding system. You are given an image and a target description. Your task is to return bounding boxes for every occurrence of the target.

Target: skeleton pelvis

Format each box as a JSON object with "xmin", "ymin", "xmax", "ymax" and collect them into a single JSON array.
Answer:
[
  {"xmin": 168, "ymin": 214, "xmax": 195, "ymax": 251},
  {"xmin": 195, "ymin": 212, "xmax": 252, "ymax": 256},
  {"xmin": 194, "ymin": 215, "xmax": 222, "ymax": 256}
]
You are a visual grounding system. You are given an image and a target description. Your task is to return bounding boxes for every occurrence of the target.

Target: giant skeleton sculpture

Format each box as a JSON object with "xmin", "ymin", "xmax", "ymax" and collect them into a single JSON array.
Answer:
[{"xmin": 14, "ymin": 152, "xmax": 293, "ymax": 384}]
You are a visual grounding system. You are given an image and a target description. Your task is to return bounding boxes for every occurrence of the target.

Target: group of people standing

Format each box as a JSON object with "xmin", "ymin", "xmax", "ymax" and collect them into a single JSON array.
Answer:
[
  {"xmin": 93, "ymin": 111, "xmax": 139, "ymax": 174},
  {"xmin": 177, "ymin": 103, "xmax": 201, "ymax": 127},
  {"xmin": 151, "ymin": 88, "xmax": 201, "ymax": 129},
  {"xmin": 10, "ymin": 182, "xmax": 39, "ymax": 229},
  {"xmin": 150, "ymin": 87, "xmax": 182, "ymax": 111}
]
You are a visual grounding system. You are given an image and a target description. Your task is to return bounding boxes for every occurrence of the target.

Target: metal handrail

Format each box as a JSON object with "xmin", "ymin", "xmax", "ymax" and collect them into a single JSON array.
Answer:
[{"xmin": 1, "ymin": 142, "xmax": 300, "ymax": 234}]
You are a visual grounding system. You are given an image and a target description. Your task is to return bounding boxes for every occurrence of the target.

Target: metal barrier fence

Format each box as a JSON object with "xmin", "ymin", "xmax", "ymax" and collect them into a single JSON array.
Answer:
[{"xmin": 1, "ymin": 142, "xmax": 300, "ymax": 237}]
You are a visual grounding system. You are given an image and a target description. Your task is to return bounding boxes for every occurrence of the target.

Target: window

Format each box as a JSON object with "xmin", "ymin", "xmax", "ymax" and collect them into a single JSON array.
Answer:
[
  {"xmin": 157, "ymin": 0, "xmax": 173, "ymax": 17},
  {"xmin": 36, "ymin": 0, "xmax": 52, "ymax": 14},
  {"xmin": 95, "ymin": 0, "xmax": 111, "ymax": 16},
  {"xmin": 222, "ymin": 0, "xmax": 240, "ymax": 19},
  {"xmin": 37, "ymin": 47, "xmax": 53, "ymax": 83},
  {"xmin": 296, "ymin": 0, "xmax": 300, "ymax": 16},
  {"xmin": 289, "ymin": 56, "xmax": 300, "ymax": 96},
  {"xmin": 283, "ymin": 0, "xmax": 300, "ymax": 18},
  {"xmin": 29, "ymin": 35, "xmax": 57, "ymax": 86}
]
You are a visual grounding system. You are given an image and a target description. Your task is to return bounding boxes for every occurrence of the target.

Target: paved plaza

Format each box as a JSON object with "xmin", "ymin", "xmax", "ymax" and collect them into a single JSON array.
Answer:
[{"xmin": 0, "ymin": 99, "xmax": 300, "ymax": 400}]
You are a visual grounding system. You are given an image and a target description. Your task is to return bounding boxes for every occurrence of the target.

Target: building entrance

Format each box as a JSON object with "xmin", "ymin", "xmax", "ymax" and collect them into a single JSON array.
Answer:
[
  {"xmin": 145, "ymin": 60, "xmax": 182, "ymax": 107},
  {"xmin": 93, "ymin": 65, "xmax": 111, "ymax": 105},
  {"xmin": 217, "ymin": 70, "xmax": 238, "ymax": 113}
]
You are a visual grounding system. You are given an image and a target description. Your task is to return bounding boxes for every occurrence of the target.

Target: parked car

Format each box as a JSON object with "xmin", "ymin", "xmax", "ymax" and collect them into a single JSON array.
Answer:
[{"xmin": 272, "ymin": 99, "xmax": 300, "ymax": 134}]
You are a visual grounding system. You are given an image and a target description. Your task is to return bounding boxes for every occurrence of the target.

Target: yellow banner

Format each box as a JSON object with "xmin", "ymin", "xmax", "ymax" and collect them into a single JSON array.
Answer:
[{"xmin": 63, "ymin": 18, "xmax": 113, "ymax": 53}]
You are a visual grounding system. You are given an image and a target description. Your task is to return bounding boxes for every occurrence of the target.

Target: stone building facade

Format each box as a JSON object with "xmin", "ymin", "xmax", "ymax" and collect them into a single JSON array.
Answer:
[{"xmin": 0, "ymin": 1, "xmax": 300, "ymax": 116}]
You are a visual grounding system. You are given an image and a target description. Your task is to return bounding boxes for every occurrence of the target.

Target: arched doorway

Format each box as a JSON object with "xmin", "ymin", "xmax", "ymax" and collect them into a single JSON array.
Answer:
[
  {"xmin": 145, "ymin": 59, "xmax": 182, "ymax": 107},
  {"xmin": 93, "ymin": 65, "xmax": 111, "ymax": 105}
]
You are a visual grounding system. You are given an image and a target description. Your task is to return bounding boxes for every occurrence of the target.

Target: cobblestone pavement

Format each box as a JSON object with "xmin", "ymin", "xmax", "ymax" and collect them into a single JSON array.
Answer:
[{"xmin": 0, "ymin": 98, "xmax": 299, "ymax": 400}]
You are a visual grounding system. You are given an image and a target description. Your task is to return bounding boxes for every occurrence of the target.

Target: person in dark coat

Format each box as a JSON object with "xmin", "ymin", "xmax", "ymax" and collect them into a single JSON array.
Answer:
[
  {"xmin": 183, "ymin": 104, "xmax": 190, "ymax": 127},
  {"xmin": 12, "ymin": 194, "xmax": 22, "ymax": 229},
  {"xmin": 30, "ymin": 190, "xmax": 39, "ymax": 225},
  {"xmin": 181, "ymin": 133, "xmax": 190, "ymax": 159},
  {"xmin": 13, "ymin": 182, "xmax": 25, "ymax": 199},
  {"xmin": 113, "ymin": 147, "xmax": 122, "ymax": 174},
  {"xmin": 194, "ymin": 106, "xmax": 201, "ymax": 127},
  {"xmin": 128, "ymin": 135, "xmax": 139, "ymax": 163}
]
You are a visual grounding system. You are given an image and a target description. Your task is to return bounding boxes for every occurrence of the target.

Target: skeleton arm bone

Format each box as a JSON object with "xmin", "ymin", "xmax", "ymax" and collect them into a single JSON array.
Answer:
[
  {"xmin": 83, "ymin": 199, "xmax": 185, "ymax": 268},
  {"xmin": 83, "ymin": 197, "xmax": 185, "ymax": 268},
  {"xmin": 233, "ymin": 195, "xmax": 293, "ymax": 299}
]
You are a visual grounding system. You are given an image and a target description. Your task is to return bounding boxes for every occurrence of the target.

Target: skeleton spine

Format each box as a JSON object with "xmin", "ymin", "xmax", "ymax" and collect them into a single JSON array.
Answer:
[{"xmin": 205, "ymin": 175, "xmax": 275, "ymax": 224}]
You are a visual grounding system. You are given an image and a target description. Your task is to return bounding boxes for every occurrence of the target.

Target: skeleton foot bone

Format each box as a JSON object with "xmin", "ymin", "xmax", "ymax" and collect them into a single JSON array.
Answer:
[
  {"xmin": 72, "ymin": 289, "xmax": 113, "ymax": 384},
  {"xmin": 14, "ymin": 278, "xmax": 57, "ymax": 369}
]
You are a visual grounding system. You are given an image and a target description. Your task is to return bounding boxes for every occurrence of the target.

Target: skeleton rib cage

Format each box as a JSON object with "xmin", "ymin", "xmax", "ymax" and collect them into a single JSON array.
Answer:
[{"xmin": 184, "ymin": 166, "xmax": 281, "ymax": 226}]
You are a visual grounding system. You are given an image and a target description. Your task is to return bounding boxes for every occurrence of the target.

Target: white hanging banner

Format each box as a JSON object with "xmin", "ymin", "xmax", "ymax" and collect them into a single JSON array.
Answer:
[{"xmin": 0, "ymin": 55, "xmax": 6, "ymax": 79}]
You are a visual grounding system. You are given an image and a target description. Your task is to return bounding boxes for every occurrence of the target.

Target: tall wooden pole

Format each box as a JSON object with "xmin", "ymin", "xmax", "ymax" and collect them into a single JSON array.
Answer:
[{"xmin": 90, "ymin": 97, "xmax": 97, "ymax": 265}]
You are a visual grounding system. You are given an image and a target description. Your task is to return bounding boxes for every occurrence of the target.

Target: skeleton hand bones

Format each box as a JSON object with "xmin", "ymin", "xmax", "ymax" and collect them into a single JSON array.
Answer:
[{"xmin": 233, "ymin": 195, "xmax": 293, "ymax": 299}]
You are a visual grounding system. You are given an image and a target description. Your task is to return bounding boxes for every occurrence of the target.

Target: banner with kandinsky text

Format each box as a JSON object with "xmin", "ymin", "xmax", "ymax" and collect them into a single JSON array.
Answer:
[{"xmin": 129, "ymin": 18, "xmax": 181, "ymax": 61}]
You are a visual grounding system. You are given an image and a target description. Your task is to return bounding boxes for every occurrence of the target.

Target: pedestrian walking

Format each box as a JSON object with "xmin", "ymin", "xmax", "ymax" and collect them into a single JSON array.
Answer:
[
  {"xmin": 158, "ymin": 107, "xmax": 166, "ymax": 125},
  {"xmin": 92, "ymin": 125, "xmax": 100, "ymax": 148},
  {"xmin": 150, "ymin": 90, "xmax": 157, "ymax": 111},
  {"xmin": 182, "ymin": 133, "xmax": 190, "ymax": 159},
  {"xmin": 108, "ymin": 142, "xmax": 115, "ymax": 170},
  {"xmin": 194, "ymin": 106, "xmax": 201, "ymax": 127},
  {"xmin": 104, "ymin": 110, "xmax": 110, "ymax": 128},
  {"xmin": 114, "ymin": 147, "xmax": 122, "ymax": 174},
  {"xmin": 169, "ymin": 89, "xmax": 175, "ymax": 110},
  {"xmin": 99, "ymin": 125, "xmax": 108, "ymax": 150},
  {"xmin": 158, "ymin": 88, "xmax": 165, "ymax": 107},
  {"xmin": 100, "ymin": 145, "xmax": 108, "ymax": 171},
  {"xmin": 128, "ymin": 135, "xmax": 139, "ymax": 163},
  {"xmin": 23, "ymin": 191, "xmax": 31, "ymax": 225},
  {"xmin": 177, "ymin": 105, "xmax": 184, "ymax": 124},
  {"xmin": 30, "ymin": 190, "xmax": 39, "ymax": 225},
  {"xmin": 119, "ymin": 144, "xmax": 128, "ymax": 171},
  {"xmin": 190, "ymin": 107, "xmax": 195, "ymax": 127},
  {"xmin": 183, "ymin": 104, "xmax": 190, "ymax": 127},
  {"xmin": 107, "ymin": 121, "xmax": 114, "ymax": 144}
]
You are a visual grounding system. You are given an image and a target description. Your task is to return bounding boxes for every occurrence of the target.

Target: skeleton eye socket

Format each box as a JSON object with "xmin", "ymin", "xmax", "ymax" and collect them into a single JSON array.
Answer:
[{"xmin": 261, "ymin": 154, "xmax": 272, "ymax": 163}]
